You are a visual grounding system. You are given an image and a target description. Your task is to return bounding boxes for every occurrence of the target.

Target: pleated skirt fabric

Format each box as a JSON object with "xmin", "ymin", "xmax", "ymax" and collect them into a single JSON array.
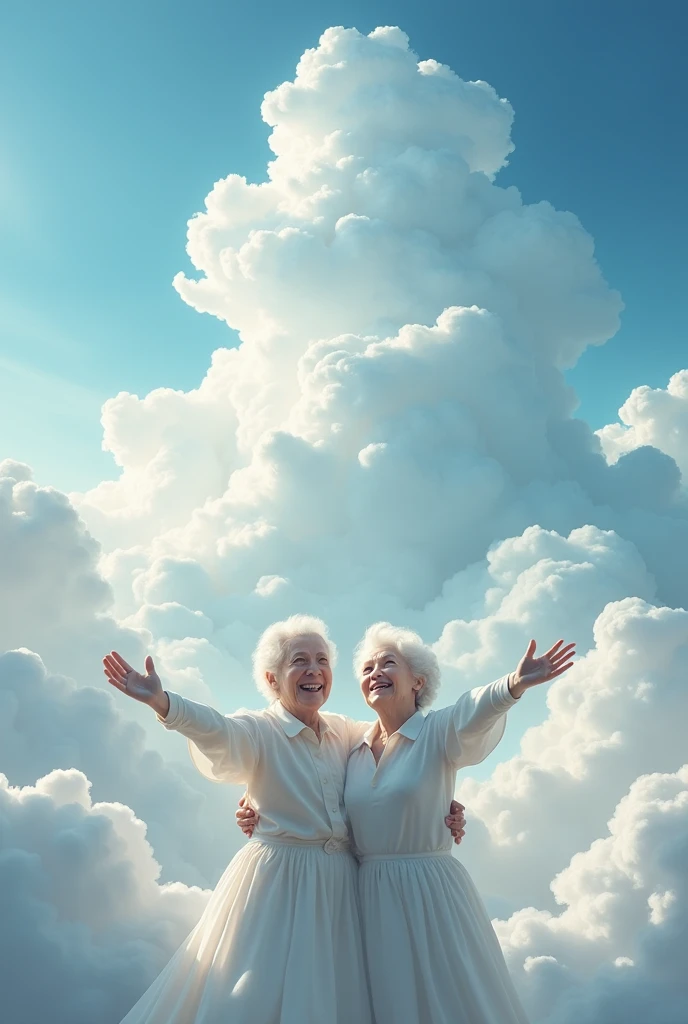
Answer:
[
  {"xmin": 358, "ymin": 851, "xmax": 530, "ymax": 1024},
  {"xmin": 120, "ymin": 838, "xmax": 372, "ymax": 1024}
]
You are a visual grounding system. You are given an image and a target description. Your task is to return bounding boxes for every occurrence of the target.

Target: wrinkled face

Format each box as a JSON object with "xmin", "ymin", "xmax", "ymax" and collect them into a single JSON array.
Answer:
[
  {"xmin": 360, "ymin": 647, "xmax": 424, "ymax": 714},
  {"xmin": 268, "ymin": 633, "xmax": 333, "ymax": 717}
]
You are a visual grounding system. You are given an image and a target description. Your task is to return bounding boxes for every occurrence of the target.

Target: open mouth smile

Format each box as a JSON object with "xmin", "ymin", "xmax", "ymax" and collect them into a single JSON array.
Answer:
[
  {"xmin": 299, "ymin": 683, "xmax": 323, "ymax": 692},
  {"xmin": 370, "ymin": 681, "xmax": 392, "ymax": 693}
]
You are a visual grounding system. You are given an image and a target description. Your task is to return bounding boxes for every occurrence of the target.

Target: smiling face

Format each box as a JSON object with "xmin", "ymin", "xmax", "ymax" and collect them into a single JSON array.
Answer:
[
  {"xmin": 267, "ymin": 633, "xmax": 333, "ymax": 719},
  {"xmin": 360, "ymin": 647, "xmax": 425, "ymax": 717}
]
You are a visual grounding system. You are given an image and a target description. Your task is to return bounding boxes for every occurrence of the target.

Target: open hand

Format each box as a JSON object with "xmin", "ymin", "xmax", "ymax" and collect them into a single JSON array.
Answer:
[
  {"xmin": 103, "ymin": 651, "xmax": 165, "ymax": 709},
  {"xmin": 510, "ymin": 638, "xmax": 576, "ymax": 698}
]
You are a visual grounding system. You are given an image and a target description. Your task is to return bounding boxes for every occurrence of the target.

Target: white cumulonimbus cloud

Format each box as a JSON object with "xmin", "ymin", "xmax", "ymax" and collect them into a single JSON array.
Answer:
[{"xmin": 1, "ymin": 24, "xmax": 687, "ymax": 1023}]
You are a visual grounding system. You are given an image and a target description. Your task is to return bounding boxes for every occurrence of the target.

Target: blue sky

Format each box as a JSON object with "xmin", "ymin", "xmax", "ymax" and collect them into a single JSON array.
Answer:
[
  {"xmin": 1, "ymin": 0, "xmax": 686, "ymax": 492},
  {"xmin": 4, "ymin": 16, "xmax": 688, "ymax": 1015}
]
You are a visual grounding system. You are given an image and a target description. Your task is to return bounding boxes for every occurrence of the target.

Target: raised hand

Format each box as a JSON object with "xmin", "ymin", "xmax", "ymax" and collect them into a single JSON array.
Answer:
[
  {"xmin": 103, "ymin": 651, "xmax": 167, "ymax": 712},
  {"xmin": 510, "ymin": 638, "xmax": 576, "ymax": 698}
]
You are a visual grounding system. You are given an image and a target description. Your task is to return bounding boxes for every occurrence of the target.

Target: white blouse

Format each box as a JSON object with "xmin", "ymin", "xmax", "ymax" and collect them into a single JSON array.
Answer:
[
  {"xmin": 158, "ymin": 692, "xmax": 369, "ymax": 851},
  {"xmin": 344, "ymin": 677, "xmax": 517, "ymax": 857}
]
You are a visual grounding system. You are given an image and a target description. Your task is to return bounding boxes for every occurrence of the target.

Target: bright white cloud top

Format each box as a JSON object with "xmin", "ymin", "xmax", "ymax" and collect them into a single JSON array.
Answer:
[{"xmin": 2, "ymin": 26, "xmax": 687, "ymax": 1024}]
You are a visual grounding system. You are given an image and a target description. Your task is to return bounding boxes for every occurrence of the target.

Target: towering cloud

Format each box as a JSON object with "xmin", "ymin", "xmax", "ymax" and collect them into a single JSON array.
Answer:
[
  {"xmin": 71, "ymin": 26, "xmax": 687, "ymax": 640},
  {"xmin": 1, "ymin": 24, "xmax": 686, "ymax": 1023}
]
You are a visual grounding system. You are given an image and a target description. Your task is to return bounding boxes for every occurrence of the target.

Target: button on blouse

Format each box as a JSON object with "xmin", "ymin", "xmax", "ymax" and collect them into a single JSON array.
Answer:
[
  {"xmin": 344, "ymin": 677, "xmax": 518, "ymax": 858},
  {"xmin": 159, "ymin": 691, "xmax": 369, "ymax": 846}
]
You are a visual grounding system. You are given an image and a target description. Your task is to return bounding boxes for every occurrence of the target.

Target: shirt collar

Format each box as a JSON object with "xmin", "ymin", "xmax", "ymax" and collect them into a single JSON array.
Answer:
[
  {"xmin": 270, "ymin": 700, "xmax": 330, "ymax": 739},
  {"xmin": 360, "ymin": 710, "xmax": 426, "ymax": 748}
]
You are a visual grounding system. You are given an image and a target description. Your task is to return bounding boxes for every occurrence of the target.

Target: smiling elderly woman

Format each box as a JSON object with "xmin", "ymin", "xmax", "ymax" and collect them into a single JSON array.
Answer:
[
  {"xmin": 345, "ymin": 622, "xmax": 575, "ymax": 1024},
  {"xmin": 103, "ymin": 615, "xmax": 374, "ymax": 1024}
]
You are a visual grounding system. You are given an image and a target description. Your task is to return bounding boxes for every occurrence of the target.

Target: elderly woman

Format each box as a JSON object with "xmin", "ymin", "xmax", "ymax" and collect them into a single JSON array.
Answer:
[
  {"xmin": 344, "ymin": 622, "xmax": 575, "ymax": 1024},
  {"xmin": 103, "ymin": 615, "xmax": 462, "ymax": 1024}
]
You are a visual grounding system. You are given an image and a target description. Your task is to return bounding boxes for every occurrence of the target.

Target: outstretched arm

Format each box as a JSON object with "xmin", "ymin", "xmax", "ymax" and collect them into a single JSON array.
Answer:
[
  {"xmin": 444, "ymin": 638, "xmax": 575, "ymax": 768},
  {"xmin": 103, "ymin": 650, "xmax": 259, "ymax": 784}
]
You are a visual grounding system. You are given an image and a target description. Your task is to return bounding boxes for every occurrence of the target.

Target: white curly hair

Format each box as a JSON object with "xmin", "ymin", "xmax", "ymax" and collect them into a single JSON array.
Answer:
[
  {"xmin": 353, "ymin": 622, "xmax": 441, "ymax": 709},
  {"xmin": 252, "ymin": 614, "xmax": 338, "ymax": 703}
]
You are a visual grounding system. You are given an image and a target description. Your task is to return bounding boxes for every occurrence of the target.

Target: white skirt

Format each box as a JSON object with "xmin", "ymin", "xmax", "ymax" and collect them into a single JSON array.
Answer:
[
  {"xmin": 120, "ymin": 838, "xmax": 372, "ymax": 1024},
  {"xmin": 358, "ymin": 851, "xmax": 530, "ymax": 1024}
]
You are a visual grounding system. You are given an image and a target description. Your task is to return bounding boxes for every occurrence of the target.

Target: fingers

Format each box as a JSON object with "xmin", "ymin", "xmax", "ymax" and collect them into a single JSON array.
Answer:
[
  {"xmin": 525, "ymin": 639, "xmax": 536, "ymax": 658},
  {"xmin": 452, "ymin": 827, "xmax": 466, "ymax": 844},
  {"xmin": 549, "ymin": 661, "xmax": 575, "ymax": 679},
  {"xmin": 544, "ymin": 644, "xmax": 576, "ymax": 680},
  {"xmin": 236, "ymin": 799, "xmax": 257, "ymax": 838},
  {"xmin": 103, "ymin": 658, "xmax": 127, "ymax": 687},
  {"xmin": 445, "ymin": 810, "xmax": 466, "ymax": 833},
  {"xmin": 144, "ymin": 654, "xmax": 156, "ymax": 675},
  {"xmin": 102, "ymin": 655, "xmax": 122, "ymax": 679},
  {"xmin": 104, "ymin": 674, "xmax": 127, "ymax": 693},
  {"xmin": 235, "ymin": 795, "xmax": 258, "ymax": 837},
  {"xmin": 110, "ymin": 650, "xmax": 134, "ymax": 674},
  {"xmin": 103, "ymin": 654, "xmax": 128, "ymax": 684},
  {"xmin": 544, "ymin": 639, "xmax": 563, "ymax": 659},
  {"xmin": 545, "ymin": 641, "xmax": 575, "ymax": 664},
  {"xmin": 522, "ymin": 656, "xmax": 576, "ymax": 687},
  {"xmin": 550, "ymin": 642, "xmax": 576, "ymax": 664}
]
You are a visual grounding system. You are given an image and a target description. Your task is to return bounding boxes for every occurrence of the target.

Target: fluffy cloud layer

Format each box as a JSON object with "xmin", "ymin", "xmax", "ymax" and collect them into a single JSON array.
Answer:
[
  {"xmin": 0, "ymin": 459, "xmax": 145, "ymax": 686},
  {"xmin": 0, "ymin": 648, "xmax": 247, "ymax": 888},
  {"xmin": 456, "ymin": 595, "xmax": 688, "ymax": 914},
  {"xmin": 2, "ymin": 24, "xmax": 687, "ymax": 1024},
  {"xmin": 0, "ymin": 769, "xmax": 209, "ymax": 1024},
  {"xmin": 496, "ymin": 765, "xmax": 688, "ymax": 1024}
]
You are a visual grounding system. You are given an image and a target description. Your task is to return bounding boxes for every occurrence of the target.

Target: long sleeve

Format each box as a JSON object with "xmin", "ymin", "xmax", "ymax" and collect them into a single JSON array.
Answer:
[
  {"xmin": 440, "ymin": 676, "xmax": 518, "ymax": 769},
  {"xmin": 345, "ymin": 717, "xmax": 375, "ymax": 752},
  {"xmin": 158, "ymin": 691, "xmax": 260, "ymax": 785}
]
